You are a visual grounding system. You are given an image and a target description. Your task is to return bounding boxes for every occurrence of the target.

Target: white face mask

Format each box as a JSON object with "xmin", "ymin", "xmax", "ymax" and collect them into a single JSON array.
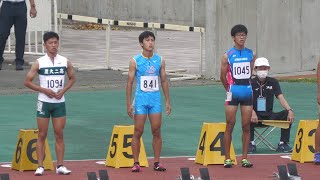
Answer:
[{"xmin": 256, "ymin": 70, "xmax": 268, "ymax": 79}]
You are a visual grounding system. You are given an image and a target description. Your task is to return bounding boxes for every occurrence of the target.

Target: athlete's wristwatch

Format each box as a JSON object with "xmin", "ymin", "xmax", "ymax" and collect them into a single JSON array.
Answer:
[{"xmin": 287, "ymin": 108, "xmax": 294, "ymax": 112}]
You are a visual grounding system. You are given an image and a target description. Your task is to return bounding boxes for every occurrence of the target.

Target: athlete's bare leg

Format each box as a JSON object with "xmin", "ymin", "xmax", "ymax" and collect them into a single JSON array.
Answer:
[
  {"xmin": 224, "ymin": 105, "xmax": 238, "ymax": 160},
  {"xmin": 52, "ymin": 116, "xmax": 66, "ymax": 165},
  {"xmin": 149, "ymin": 113, "xmax": 162, "ymax": 163},
  {"xmin": 36, "ymin": 117, "xmax": 50, "ymax": 167},
  {"xmin": 240, "ymin": 105, "xmax": 253, "ymax": 159},
  {"xmin": 132, "ymin": 114, "xmax": 147, "ymax": 163}
]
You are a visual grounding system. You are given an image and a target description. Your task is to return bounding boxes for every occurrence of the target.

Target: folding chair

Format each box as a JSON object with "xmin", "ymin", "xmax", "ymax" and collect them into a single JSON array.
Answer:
[{"xmin": 254, "ymin": 120, "xmax": 290, "ymax": 151}]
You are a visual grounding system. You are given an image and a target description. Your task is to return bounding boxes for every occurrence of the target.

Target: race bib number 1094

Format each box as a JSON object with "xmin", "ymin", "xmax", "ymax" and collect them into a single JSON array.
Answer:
[{"xmin": 46, "ymin": 77, "xmax": 64, "ymax": 92}]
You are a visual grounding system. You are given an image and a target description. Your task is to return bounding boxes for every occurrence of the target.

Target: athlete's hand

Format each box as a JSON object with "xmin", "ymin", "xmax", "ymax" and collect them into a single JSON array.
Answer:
[
  {"xmin": 55, "ymin": 89, "xmax": 65, "ymax": 100},
  {"xmin": 41, "ymin": 88, "xmax": 56, "ymax": 98},
  {"xmin": 251, "ymin": 110, "xmax": 258, "ymax": 123},
  {"xmin": 166, "ymin": 103, "xmax": 171, "ymax": 116},
  {"xmin": 127, "ymin": 105, "xmax": 134, "ymax": 119}
]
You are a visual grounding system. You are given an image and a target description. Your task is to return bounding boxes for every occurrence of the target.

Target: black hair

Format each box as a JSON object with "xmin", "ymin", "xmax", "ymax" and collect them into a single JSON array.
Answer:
[
  {"xmin": 230, "ymin": 24, "xmax": 248, "ymax": 36},
  {"xmin": 43, "ymin": 31, "xmax": 59, "ymax": 43},
  {"xmin": 139, "ymin": 31, "xmax": 155, "ymax": 43}
]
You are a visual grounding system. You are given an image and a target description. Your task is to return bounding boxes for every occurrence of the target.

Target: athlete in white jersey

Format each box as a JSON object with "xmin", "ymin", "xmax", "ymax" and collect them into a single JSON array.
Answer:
[{"xmin": 24, "ymin": 32, "xmax": 75, "ymax": 176}]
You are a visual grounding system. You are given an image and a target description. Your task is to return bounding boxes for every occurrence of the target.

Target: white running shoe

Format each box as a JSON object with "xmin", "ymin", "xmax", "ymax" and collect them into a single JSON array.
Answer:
[
  {"xmin": 56, "ymin": 166, "xmax": 71, "ymax": 175},
  {"xmin": 34, "ymin": 166, "xmax": 44, "ymax": 176}
]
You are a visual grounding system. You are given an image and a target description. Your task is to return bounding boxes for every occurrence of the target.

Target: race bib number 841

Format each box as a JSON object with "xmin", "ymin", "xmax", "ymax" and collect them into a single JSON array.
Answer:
[
  {"xmin": 232, "ymin": 62, "xmax": 250, "ymax": 79},
  {"xmin": 140, "ymin": 76, "xmax": 159, "ymax": 92}
]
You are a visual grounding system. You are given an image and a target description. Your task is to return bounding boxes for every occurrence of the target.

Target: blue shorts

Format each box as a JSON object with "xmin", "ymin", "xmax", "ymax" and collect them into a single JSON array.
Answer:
[
  {"xmin": 226, "ymin": 85, "xmax": 252, "ymax": 106},
  {"xmin": 134, "ymin": 104, "xmax": 162, "ymax": 115},
  {"xmin": 134, "ymin": 91, "xmax": 162, "ymax": 114}
]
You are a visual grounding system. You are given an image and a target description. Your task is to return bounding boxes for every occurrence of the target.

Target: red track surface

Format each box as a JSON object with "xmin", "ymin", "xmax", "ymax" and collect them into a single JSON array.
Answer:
[{"xmin": 1, "ymin": 154, "xmax": 319, "ymax": 180}]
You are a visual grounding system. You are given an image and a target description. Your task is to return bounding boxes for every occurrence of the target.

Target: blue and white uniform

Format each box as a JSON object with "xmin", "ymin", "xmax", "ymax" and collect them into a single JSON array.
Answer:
[
  {"xmin": 225, "ymin": 47, "xmax": 253, "ymax": 106},
  {"xmin": 133, "ymin": 53, "xmax": 162, "ymax": 114}
]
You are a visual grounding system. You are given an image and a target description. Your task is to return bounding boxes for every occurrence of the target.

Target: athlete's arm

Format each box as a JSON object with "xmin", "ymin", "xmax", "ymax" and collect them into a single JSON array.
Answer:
[
  {"xmin": 126, "ymin": 59, "xmax": 136, "ymax": 119},
  {"xmin": 56, "ymin": 60, "xmax": 76, "ymax": 99},
  {"xmin": 250, "ymin": 53, "xmax": 257, "ymax": 76},
  {"xmin": 160, "ymin": 59, "xmax": 171, "ymax": 116},
  {"xmin": 251, "ymin": 109, "xmax": 258, "ymax": 123},
  {"xmin": 24, "ymin": 60, "xmax": 56, "ymax": 98},
  {"xmin": 220, "ymin": 53, "xmax": 229, "ymax": 91}
]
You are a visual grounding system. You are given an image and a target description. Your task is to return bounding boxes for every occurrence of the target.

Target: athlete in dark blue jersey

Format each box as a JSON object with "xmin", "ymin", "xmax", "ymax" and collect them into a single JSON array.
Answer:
[
  {"xmin": 220, "ymin": 24, "xmax": 256, "ymax": 168},
  {"xmin": 225, "ymin": 46, "xmax": 253, "ymax": 106}
]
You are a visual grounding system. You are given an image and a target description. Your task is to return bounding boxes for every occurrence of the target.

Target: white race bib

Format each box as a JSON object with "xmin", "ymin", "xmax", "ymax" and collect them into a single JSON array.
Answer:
[
  {"xmin": 37, "ymin": 101, "xmax": 43, "ymax": 112},
  {"xmin": 226, "ymin": 92, "xmax": 232, "ymax": 101},
  {"xmin": 45, "ymin": 76, "xmax": 64, "ymax": 93},
  {"xmin": 140, "ymin": 76, "xmax": 159, "ymax": 92},
  {"xmin": 232, "ymin": 62, "xmax": 251, "ymax": 79}
]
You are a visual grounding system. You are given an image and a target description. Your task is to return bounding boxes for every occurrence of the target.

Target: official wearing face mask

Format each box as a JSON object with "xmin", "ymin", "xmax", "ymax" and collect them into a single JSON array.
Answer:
[{"xmin": 248, "ymin": 57, "xmax": 294, "ymax": 153}]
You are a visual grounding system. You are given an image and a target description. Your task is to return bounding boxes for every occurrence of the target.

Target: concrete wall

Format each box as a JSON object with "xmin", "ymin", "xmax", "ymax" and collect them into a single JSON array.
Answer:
[
  {"xmin": 57, "ymin": 0, "xmax": 320, "ymax": 76},
  {"xmin": 258, "ymin": 0, "xmax": 319, "ymax": 73},
  {"xmin": 256, "ymin": 0, "xmax": 302, "ymax": 73},
  {"xmin": 194, "ymin": 0, "xmax": 205, "ymax": 27},
  {"xmin": 301, "ymin": 0, "xmax": 320, "ymax": 71},
  {"xmin": 215, "ymin": 0, "xmax": 257, "ymax": 64},
  {"xmin": 57, "ymin": 0, "xmax": 205, "ymax": 26},
  {"xmin": 208, "ymin": 0, "xmax": 320, "ymax": 78}
]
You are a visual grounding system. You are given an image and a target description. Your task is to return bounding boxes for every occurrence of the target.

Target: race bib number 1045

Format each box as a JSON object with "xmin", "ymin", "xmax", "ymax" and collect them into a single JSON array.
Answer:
[{"xmin": 232, "ymin": 62, "xmax": 251, "ymax": 79}]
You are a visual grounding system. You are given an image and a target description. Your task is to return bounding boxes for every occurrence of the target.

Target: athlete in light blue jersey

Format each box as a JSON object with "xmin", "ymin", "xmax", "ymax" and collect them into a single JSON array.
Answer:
[
  {"xmin": 133, "ymin": 53, "xmax": 162, "ymax": 114},
  {"xmin": 220, "ymin": 24, "xmax": 256, "ymax": 168},
  {"xmin": 126, "ymin": 31, "xmax": 171, "ymax": 172}
]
